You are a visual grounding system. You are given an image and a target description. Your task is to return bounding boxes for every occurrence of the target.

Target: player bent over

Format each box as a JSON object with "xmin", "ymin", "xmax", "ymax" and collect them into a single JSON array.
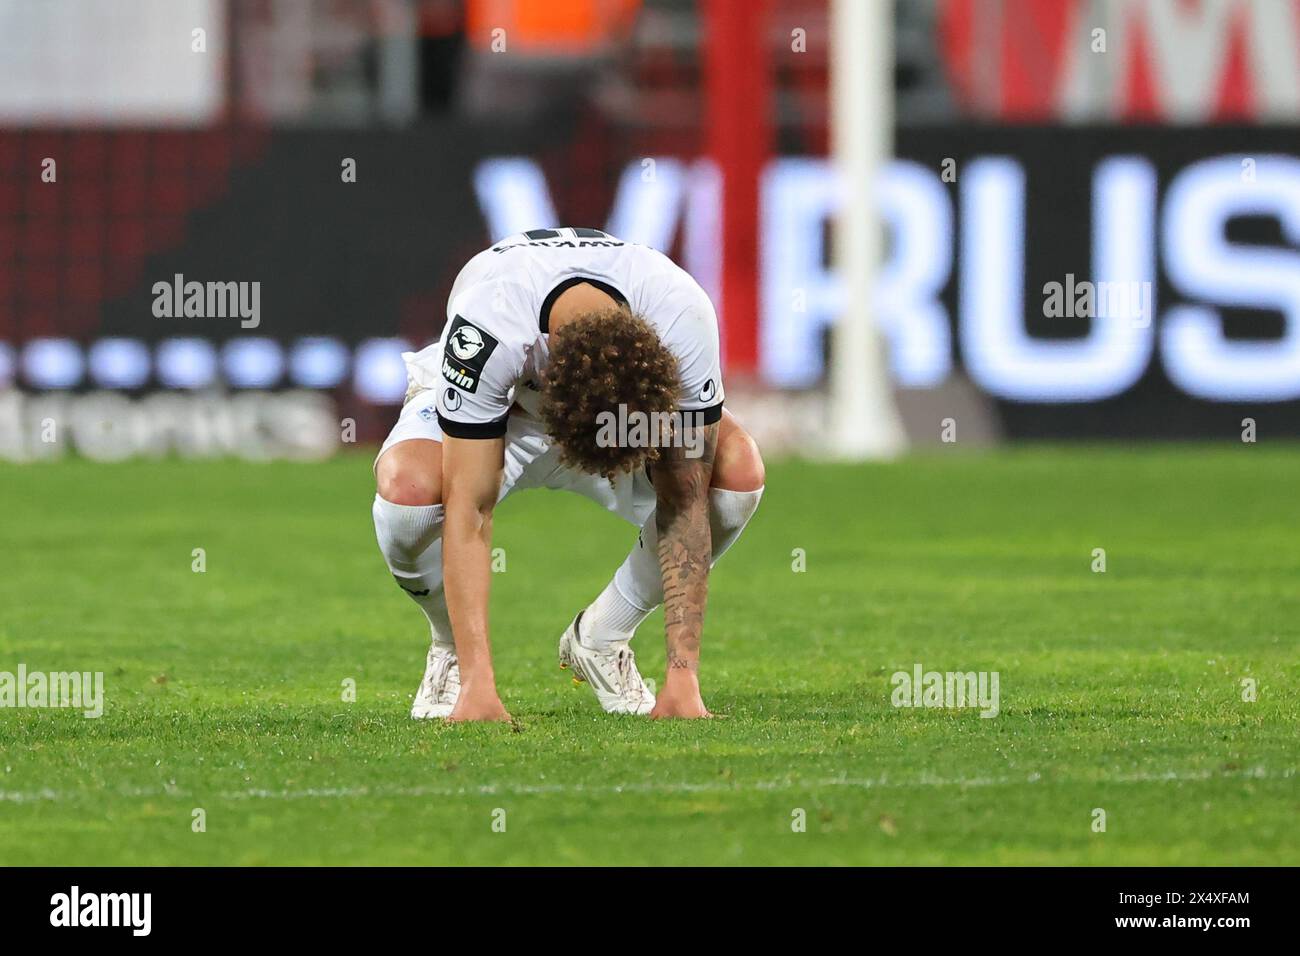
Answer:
[{"xmin": 370, "ymin": 228, "xmax": 764, "ymax": 721}]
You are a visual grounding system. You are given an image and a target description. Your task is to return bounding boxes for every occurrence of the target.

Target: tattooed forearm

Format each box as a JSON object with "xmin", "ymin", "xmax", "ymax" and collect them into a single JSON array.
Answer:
[{"xmin": 654, "ymin": 420, "xmax": 718, "ymax": 673}]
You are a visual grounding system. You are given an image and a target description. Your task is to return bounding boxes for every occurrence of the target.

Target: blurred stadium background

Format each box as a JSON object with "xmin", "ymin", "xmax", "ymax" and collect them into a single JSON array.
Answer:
[{"xmin": 5, "ymin": 0, "xmax": 1299, "ymax": 462}]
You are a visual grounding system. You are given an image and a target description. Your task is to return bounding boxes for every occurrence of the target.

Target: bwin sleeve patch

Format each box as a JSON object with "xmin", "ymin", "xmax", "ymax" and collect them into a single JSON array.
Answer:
[{"xmin": 440, "ymin": 315, "xmax": 499, "ymax": 393}]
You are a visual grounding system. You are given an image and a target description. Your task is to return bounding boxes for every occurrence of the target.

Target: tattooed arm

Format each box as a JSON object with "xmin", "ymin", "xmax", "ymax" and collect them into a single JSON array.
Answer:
[{"xmin": 649, "ymin": 419, "xmax": 719, "ymax": 718}]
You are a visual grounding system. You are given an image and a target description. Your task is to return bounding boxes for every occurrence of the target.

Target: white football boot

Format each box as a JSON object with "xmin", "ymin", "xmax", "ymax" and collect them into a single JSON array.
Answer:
[
  {"xmin": 410, "ymin": 644, "xmax": 460, "ymax": 719},
  {"xmin": 558, "ymin": 611, "xmax": 656, "ymax": 715}
]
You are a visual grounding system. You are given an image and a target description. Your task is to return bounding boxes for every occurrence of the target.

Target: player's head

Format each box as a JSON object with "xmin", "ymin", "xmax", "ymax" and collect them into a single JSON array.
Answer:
[{"xmin": 540, "ymin": 307, "xmax": 679, "ymax": 480}]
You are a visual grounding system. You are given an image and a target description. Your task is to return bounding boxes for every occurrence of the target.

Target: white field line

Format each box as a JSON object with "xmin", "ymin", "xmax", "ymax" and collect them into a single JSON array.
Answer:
[{"xmin": 0, "ymin": 766, "xmax": 1293, "ymax": 805}]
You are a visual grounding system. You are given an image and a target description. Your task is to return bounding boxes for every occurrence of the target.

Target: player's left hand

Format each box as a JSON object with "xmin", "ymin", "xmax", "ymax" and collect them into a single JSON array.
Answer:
[{"xmin": 649, "ymin": 672, "xmax": 712, "ymax": 719}]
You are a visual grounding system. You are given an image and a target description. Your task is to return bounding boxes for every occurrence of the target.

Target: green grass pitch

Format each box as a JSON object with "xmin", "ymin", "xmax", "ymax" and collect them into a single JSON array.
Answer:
[{"xmin": 1, "ymin": 445, "xmax": 1297, "ymax": 865}]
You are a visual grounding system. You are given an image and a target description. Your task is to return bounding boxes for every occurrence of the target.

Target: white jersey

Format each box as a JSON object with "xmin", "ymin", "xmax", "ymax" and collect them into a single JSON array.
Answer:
[{"xmin": 413, "ymin": 227, "xmax": 724, "ymax": 439}]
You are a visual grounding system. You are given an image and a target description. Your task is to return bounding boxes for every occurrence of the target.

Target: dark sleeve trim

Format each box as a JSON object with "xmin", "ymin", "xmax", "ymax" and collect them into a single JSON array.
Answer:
[
  {"xmin": 437, "ymin": 413, "xmax": 508, "ymax": 439},
  {"xmin": 682, "ymin": 402, "xmax": 723, "ymax": 426},
  {"xmin": 540, "ymin": 276, "xmax": 628, "ymax": 332}
]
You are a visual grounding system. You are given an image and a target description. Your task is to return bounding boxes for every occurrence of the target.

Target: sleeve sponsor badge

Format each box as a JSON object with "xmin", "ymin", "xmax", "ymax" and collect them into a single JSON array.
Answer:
[{"xmin": 441, "ymin": 315, "xmax": 499, "ymax": 393}]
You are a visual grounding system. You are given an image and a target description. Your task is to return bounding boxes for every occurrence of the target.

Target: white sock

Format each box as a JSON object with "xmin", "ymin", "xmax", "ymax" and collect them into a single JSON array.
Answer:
[
  {"xmin": 583, "ymin": 486, "xmax": 764, "ymax": 645},
  {"xmin": 371, "ymin": 495, "xmax": 454, "ymax": 652}
]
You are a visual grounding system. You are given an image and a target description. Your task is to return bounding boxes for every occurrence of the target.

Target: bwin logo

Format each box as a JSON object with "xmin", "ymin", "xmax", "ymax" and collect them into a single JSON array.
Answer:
[
  {"xmin": 442, "ymin": 358, "xmax": 476, "ymax": 390},
  {"xmin": 450, "ymin": 324, "xmax": 485, "ymax": 360}
]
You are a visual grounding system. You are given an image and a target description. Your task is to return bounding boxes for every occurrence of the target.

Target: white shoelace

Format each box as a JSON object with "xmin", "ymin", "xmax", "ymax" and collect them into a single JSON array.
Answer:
[
  {"xmin": 421, "ymin": 653, "xmax": 458, "ymax": 702},
  {"xmin": 614, "ymin": 646, "xmax": 645, "ymax": 695}
]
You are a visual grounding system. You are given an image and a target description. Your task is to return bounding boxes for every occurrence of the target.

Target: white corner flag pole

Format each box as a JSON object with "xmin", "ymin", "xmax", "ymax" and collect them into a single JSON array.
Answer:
[{"xmin": 826, "ymin": 0, "xmax": 908, "ymax": 459}]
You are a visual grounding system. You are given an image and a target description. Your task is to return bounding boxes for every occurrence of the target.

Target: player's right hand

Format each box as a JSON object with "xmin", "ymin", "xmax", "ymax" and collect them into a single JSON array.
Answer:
[{"xmin": 446, "ymin": 687, "xmax": 511, "ymax": 723}]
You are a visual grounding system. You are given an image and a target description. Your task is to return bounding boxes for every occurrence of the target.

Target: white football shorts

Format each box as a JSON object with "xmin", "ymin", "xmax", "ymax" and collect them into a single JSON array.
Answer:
[{"xmin": 375, "ymin": 344, "xmax": 657, "ymax": 527}]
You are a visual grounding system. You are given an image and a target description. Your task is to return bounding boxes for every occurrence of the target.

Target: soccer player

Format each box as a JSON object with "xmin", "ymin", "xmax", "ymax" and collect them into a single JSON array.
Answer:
[{"xmin": 371, "ymin": 227, "xmax": 765, "ymax": 721}]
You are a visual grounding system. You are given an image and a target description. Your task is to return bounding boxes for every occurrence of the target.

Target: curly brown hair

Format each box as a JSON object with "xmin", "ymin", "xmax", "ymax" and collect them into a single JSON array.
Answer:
[{"xmin": 540, "ymin": 308, "xmax": 679, "ymax": 480}]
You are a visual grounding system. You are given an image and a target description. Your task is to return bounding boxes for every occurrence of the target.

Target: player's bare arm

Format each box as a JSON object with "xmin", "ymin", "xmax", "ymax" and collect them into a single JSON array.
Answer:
[
  {"xmin": 441, "ymin": 433, "xmax": 509, "ymax": 722},
  {"xmin": 649, "ymin": 419, "xmax": 719, "ymax": 719}
]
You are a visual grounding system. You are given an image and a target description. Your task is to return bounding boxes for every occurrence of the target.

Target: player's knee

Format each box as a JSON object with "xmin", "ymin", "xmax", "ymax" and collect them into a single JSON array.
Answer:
[
  {"xmin": 713, "ymin": 428, "xmax": 765, "ymax": 493},
  {"xmin": 377, "ymin": 466, "xmax": 439, "ymax": 507},
  {"xmin": 375, "ymin": 444, "xmax": 443, "ymax": 507}
]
